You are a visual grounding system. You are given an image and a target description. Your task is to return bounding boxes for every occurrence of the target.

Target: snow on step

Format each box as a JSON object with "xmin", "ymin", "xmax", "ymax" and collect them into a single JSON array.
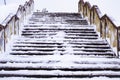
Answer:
[
  {"xmin": 1, "ymin": 58, "xmax": 120, "ymax": 70},
  {"xmin": 29, "ymin": 12, "xmax": 88, "ymax": 25},
  {"xmin": 2, "ymin": 12, "xmax": 118, "ymax": 79},
  {"xmin": 0, "ymin": 77, "xmax": 120, "ymax": 80},
  {"xmin": 0, "ymin": 55, "xmax": 120, "ymax": 78},
  {"xmin": 1, "ymin": 55, "xmax": 120, "ymax": 64},
  {"xmin": 0, "ymin": 70, "xmax": 120, "ymax": 78}
]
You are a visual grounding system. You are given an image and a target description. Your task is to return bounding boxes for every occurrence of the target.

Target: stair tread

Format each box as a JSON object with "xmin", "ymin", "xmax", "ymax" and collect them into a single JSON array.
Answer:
[
  {"xmin": 0, "ymin": 70, "xmax": 120, "ymax": 78},
  {"xmin": 0, "ymin": 77, "xmax": 119, "ymax": 80},
  {"xmin": 13, "ymin": 40, "xmax": 107, "ymax": 44},
  {"xmin": 0, "ymin": 62, "xmax": 120, "ymax": 68},
  {"xmin": 1, "ymin": 55, "xmax": 119, "ymax": 64},
  {"xmin": 12, "ymin": 46, "xmax": 110, "ymax": 50},
  {"xmin": 3, "ymin": 12, "xmax": 118, "ymax": 79}
]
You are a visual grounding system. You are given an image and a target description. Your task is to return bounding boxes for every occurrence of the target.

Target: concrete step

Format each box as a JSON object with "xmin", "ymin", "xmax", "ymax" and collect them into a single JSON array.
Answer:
[
  {"xmin": 1, "ymin": 55, "xmax": 119, "ymax": 64},
  {"xmin": 13, "ymin": 40, "xmax": 108, "ymax": 45},
  {"xmin": 23, "ymin": 28, "xmax": 95, "ymax": 31},
  {"xmin": 22, "ymin": 26, "xmax": 94, "ymax": 31},
  {"xmin": 0, "ymin": 70, "xmax": 120, "ymax": 78},
  {"xmin": 0, "ymin": 77, "xmax": 119, "ymax": 80},
  {"xmin": 32, "ymin": 12, "xmax": 82, "ymax": 16},
  {"xmin": 0, "ymin": 55, "xmax": 120, "ymax": 70},
  {"xmin": 10, "ymin": 51, "xmax": 115, "ymax": 58},
  {"xmin": 24, "ymin": 24, "xmax": 93, "ymax": 28},
  {"xmin": 3, "ymin": 12, "xmax": 118, "ymax": 79},
  {"xmin": 12, "ymin": 44, "xmax": 110, "ymax": 49},
  {"xmin": 21, "ymin": 33, "xmax": 98, "ymax": 37},
  {"xmin": 29, "ymin": 12, "xmax": 86, "ymax": 25},
  {"xmin": 21, "ymin": 35, "xmax": 98, "ymax": 39},
  {"xmin": 65, "ymin": 19, "xmax": 88, "ymax": 25},
  {"xmin": 22, "ymin": 30, "xmax": 97, "ymax": 34},
  {"xmin": 64, "ymin": 36, "xmax": 98, "ymax": 40},
  {"xmin": 11, "ymin": 47, "xmax": 113, "ymax": 53},
  {"xmin": 13, "ymin": 44, "xmax": 111, "ymax": 50},
  {"xmin": 0, "ymin": 57, "xmax": 120, "ymax": 78},
  {"xmin": 29, "ymin": 19, "xmax": 88, "ymax": 25}
]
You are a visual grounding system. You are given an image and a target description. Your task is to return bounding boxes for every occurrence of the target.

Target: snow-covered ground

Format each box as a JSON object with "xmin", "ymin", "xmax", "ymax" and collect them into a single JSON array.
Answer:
[{"xmin": 0, "ymin": 1, "xmax": 120, "ymax": 79}]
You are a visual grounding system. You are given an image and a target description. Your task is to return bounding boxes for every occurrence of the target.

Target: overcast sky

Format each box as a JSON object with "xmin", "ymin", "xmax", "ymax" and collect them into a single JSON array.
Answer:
[{"xmin": 34, "ymin": 0, "xmax": 79, "ymax": 12}]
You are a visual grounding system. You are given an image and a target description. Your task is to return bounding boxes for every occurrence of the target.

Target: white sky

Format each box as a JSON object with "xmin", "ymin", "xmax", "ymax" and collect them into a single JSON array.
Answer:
[{"xmin": 34, "ymin": 0, "xmax": 79, "ymax": 12}]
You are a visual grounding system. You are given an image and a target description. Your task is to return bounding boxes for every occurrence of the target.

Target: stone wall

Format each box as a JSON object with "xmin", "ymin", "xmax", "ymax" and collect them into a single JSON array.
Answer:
[
  {"xmin": 0, "ymin": 0, "xmax": 34, "ymax": 53},
  {"xmin": 78, "ymin": 0, "xmax": 120, "ymax": 56}
]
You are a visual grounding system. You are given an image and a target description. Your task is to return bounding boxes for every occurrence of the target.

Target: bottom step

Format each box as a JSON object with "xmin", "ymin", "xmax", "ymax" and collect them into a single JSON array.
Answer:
[
  {"xmin": 0, "ymin": 70, "xmax": 120, "ymax": 78},
  {"xmin": 0, "ymin": 77, "xmax": 119, "ymax": 80}
]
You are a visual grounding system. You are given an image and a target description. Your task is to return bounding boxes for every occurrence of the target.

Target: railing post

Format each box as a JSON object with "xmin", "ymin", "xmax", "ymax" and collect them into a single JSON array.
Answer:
[
  {"xmin": 117, "ymin": 28, "xmax": 119, "ymax": 57},
  {"xmin": 0, "ymin": 25, "xmax": 4, "ymax": 53},
  {"xmin": 3, "ymin": 28, "xmax": 5, "ymax": 52},
  {"xmin": 78, "ymin": 0, "xmax": 84, "ymax": 16},
  {"xmin": 0, "ymin": 0, "xmax": 34, "ymax": 53}
]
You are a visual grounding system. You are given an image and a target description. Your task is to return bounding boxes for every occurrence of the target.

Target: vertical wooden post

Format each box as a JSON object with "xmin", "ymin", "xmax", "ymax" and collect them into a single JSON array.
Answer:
[
  {"xmin": 117, "ymin": 28, "xmax": 119, "ymax": 57},
  {"xmin": 4, "ymin": 0, "xmax": 6, "ymax": 5},
  {"xmin": 3, "ymin": 28, "xmax": 5, "ymax": 52}
]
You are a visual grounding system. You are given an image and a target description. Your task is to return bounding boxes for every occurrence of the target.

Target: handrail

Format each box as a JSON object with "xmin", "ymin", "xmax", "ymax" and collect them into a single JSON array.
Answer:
[
  {"xmin": 78, "ymin": 0, "xmax": 120, "ymax": 57},
  {"xmin": 1, "ymin": 13, "xmax": 14, "ymax": 27},
  {"xmin": 0, "ymin": 0, "xmax": 34, "ymax": 53}
]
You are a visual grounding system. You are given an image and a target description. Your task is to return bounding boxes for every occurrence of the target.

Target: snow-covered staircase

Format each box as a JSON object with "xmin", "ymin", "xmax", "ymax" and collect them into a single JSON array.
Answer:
[{"xmin": 0, "ymin": 12, "xmax": 120, "ymax": 80}]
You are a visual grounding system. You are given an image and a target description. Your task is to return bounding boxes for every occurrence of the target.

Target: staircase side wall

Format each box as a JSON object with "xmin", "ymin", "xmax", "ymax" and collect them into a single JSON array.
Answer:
[
  {"xmin": 83, "ymin": 2, "xmax": 91, "ymax": 22},
  {"xmin": 78, "ymin": 0, "xmax": 119, "ymax": 56},
  {"xmin": 0, "ymin": 0, "xmax": 34, "ymax": 53},
  {"xmin": 78, "ymin": 0, "xmax": 84, "ymax": 14},
  {"xmin": 91, "ymin": 6, "xmax": 101, "ymax": 36}
]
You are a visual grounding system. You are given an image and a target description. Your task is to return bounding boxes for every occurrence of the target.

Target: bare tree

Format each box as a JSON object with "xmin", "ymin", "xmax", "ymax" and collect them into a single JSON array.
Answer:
[{"xmin": 4, "ymin": 0, "xmax": 6, "ymax": 5}]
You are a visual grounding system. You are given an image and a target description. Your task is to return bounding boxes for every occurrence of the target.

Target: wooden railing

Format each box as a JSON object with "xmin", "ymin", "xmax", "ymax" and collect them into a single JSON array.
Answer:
[
  {"xmin": 78, "ymin": 0, "xmax": 120, "ymax": 57},
  {"xmin": 0, "ymin": 0, "xmax": 34, "ymax": 53}
]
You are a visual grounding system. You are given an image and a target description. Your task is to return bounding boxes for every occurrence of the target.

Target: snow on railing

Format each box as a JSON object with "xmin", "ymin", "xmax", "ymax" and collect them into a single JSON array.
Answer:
[
  {"xmin": 78, "ymin": 0, "xmax": 120, "ymax": 57},
  {"xmin": 0, "ymin": 0, "xmax": 34, "ymax": 53},
  {"xmin": 0, "ymin": 25, "xmax": 4, "ymax": 53}
]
